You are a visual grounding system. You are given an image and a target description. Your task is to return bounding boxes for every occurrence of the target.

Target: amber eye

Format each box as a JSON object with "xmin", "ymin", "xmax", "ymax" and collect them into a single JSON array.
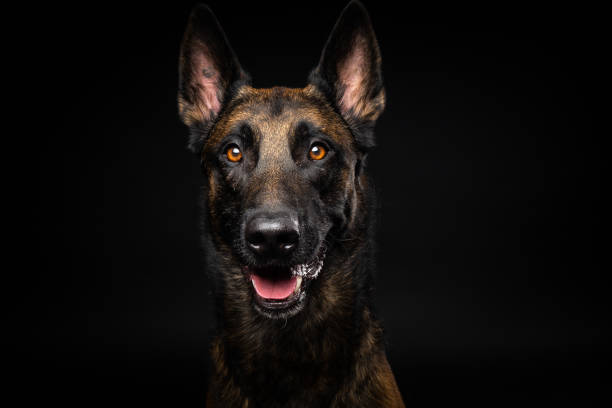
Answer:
[
  {"xmin": 309, "ymin": 143, "xmax": 327, "ymax": 160},
  {"xmin": 226, "ymin": 145, "xmax": 242, "ymax": 162}
]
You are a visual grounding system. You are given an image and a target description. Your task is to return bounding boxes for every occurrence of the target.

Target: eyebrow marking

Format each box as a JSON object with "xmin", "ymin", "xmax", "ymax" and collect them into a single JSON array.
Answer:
[{"xmin": 220, "ymin": 122, "xmax": 254, "ymax": 146}]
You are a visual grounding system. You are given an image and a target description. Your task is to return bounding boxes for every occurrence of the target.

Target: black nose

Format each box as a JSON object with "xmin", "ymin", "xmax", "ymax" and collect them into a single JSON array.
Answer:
[{"xmin": 245, "ymin": 213, "xmax": 299, "ymax": 258}]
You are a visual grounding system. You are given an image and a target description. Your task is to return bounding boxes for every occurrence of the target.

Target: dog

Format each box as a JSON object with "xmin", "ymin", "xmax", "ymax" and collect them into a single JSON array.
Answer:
[{"xmin": 177, "ymin": 1, "xmax": 405, "ymax": 406}]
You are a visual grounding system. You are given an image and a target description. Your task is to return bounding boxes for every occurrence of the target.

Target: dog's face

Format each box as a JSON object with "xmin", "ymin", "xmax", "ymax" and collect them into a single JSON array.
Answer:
[
  {"xmin": 202, "ymin": 87, "xmax": 356, "ymax": 317},
  {"xmin": 178, "ymin": 1, "xmax": 384, "ymax": 319}
]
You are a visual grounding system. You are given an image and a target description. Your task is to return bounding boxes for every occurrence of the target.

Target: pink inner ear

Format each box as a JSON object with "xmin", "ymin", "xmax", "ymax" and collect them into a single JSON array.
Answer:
[
  {"xmin": 337, "ymin": 35, "xmax": 367, "ymax": 115},
  {"xmin": 192, "ymin": 47, "xmax": 222, "ymax": 117}
]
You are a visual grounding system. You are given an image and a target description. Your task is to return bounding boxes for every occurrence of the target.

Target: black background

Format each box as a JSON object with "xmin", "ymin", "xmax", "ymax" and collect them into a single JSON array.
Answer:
[{"xmin": 26, "ymin": 1, "xmax": 607, "ymax": 406}]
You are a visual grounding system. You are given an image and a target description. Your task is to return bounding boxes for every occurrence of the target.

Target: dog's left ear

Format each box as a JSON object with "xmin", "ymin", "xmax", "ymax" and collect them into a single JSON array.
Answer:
[{"xmin": 309, "ymin": 0, "xmax": 385, "ymax": 150}]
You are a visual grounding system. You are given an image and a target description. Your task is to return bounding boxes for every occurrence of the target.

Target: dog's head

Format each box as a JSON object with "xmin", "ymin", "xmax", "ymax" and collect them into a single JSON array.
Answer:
[{"xmin": 178, "ymin": 1, "xmax": 384, "ymax": 319}]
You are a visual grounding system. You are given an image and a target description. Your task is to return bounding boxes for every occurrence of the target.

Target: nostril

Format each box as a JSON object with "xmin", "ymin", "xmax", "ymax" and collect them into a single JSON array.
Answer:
[
  {"xmin": 247, "ymin": 231, "xmax": 265, "ymax": 247},
  {"xmin": 277, "ymin": 230, "xmax": 299, "ymax": 251},
  {"xmin": 281, "ymin": 242, "xmax": 295, "ymax": 251},
  {"xmin": 245, "ymin": 214, "xmax": 299, "ymax": 257}
]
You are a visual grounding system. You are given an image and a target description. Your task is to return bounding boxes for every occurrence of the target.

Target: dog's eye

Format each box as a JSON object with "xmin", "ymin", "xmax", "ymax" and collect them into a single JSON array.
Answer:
[
  {"xmin": 309, "ymin": 143, "xmax": 327, "ymax": 161},
  {"xmin": 225, "ymin": 145, "xmax": 243, "ymax": 162}
]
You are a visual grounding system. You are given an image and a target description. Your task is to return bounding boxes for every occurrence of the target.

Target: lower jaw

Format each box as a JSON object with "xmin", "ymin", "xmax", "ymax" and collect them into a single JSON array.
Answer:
[
  {"xmin": 253, "ymin": 291, "xmax": 308, "ymax": 319},
  {"xmin": 249, "ymin": 274, "xmax": 309, "ymax": 318}
]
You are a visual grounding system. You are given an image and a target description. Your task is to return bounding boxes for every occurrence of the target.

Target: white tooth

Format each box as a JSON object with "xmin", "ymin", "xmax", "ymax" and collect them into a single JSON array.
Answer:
[{"xmin": 294, "ymin": 276, "xmax": 302, "ymax": 293}]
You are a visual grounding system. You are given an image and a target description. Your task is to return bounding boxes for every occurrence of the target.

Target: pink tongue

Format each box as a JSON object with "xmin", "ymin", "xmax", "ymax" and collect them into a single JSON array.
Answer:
[{"xmin": 251, "ymin": 274, "xmax": 297, "ymax": 300}]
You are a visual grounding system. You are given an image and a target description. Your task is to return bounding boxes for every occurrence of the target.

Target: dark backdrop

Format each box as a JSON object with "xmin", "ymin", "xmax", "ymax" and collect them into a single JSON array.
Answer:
[{"xmin": 27, "ymin": 1, "xmax": 607, "ymax": 406}]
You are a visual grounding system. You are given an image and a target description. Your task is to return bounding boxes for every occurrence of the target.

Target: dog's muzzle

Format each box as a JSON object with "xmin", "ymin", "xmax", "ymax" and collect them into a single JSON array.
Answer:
[{"xmin": 242, "ymin": 210, "xmax": 326, "ymax": 318}]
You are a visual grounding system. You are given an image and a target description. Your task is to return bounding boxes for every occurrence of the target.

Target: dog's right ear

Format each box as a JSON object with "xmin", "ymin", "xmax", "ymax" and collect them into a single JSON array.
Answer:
[{"xmin": 178, "ymin": 4, "xmax": 250, "ymax": 153}]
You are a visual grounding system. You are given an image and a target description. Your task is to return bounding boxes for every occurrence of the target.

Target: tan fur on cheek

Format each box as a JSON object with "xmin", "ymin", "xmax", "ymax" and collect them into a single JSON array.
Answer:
[{"xmin": 207, "ymin": 172, "xmax": 217, "ymax": 210}]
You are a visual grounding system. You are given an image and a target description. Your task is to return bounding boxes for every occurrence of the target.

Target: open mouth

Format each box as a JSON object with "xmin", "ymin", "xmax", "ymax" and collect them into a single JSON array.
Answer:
[{"xmin": 244, "ymin": 248, "xmax": 326, "ymax": 316}]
